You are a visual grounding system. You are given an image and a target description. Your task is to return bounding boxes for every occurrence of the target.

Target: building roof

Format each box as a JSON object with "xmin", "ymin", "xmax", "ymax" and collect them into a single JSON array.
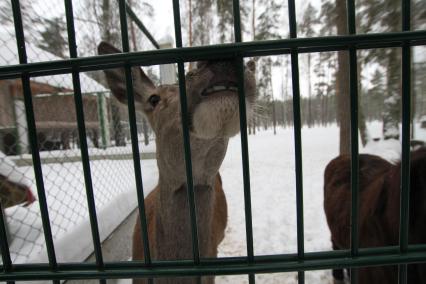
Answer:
[{"xmin": 0, "ymin": 32, "xmax": 107, "ymax": 94}]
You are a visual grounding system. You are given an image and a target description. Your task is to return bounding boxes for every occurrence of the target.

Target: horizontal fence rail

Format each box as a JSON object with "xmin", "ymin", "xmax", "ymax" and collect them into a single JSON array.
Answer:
[
  {"xmin": 2, "ymin": 247, "xmax": 426, "ymax": 281},
  {"xmin": 1, "ymin": 0, "xmax": 425, "ymax": 283},
  {"xmin": 0, "ymin": 31, "xmax": 425, "ymax": 80}
]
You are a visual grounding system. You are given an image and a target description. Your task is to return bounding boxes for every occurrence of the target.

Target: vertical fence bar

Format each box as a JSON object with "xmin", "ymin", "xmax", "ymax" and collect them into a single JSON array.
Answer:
[
  {"xmin": 117, "ymin": 2, "xmax": 153, "ymax": 283},
  {"xmin": 0, "ymin": 204, "xmax": 14, "ymax": 284},
  {"xmin": 172, "ymin": 0, "xmax": 201, "ymax": 266},
  {"xmin": 232, "ymin": 2, "xmax": 256, "ymax": 283},
  {"xmin": 346, "ymin": 0, "xmax": 360, "ymax": 283},
  {"xmin": 398, "ymin": 0, "xmax": 411, "ymax": 283},
  {"xmin": 0, "ymin": 203, "xmax": 12, "ymax": 273},
  {"xmin": 63, "ymin": 2, "xmax": 105, "ymax": 283},
  {"xmin": 11, "ymin": 1, "xmax": 59, "ymax": 282},
  {"xmin": 287, "ymin": 0, "xmax": 305, "ymax": 283}
]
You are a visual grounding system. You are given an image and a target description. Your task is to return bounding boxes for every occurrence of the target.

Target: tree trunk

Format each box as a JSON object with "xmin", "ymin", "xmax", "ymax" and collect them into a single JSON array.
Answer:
[
  {"xmin": 336, "ymin": 0, "xmax": 350, "ymax": 155},
  {"xmin": 282, "ymin": 59, "xmax": 289, "ymax": 128},
  {"xmin": 252, "ymin": 0, "xmax": 255, "ymax": 41},
  {"xmin": 269, "ymin": 64, "xmax": 277, "ymax": 135},
  {"xmin": 129, "ymin": 0, "xmax": 137, "ymax": 51},
  {"xmin": 411, "ymin": 52, "xmax": 415, "ymax": 139},
  {"xmin": 272, "ymin": 100, "xmax": 277, "ymax": 134},
  {"xmin": 357, "ymin": 63, "xmax": 369, "ymax": 146},
  {"xmin": 382, "ymin": 49, "xmax": 401, "ymax": 140},
  {"xmin": 142, "ymin": 118, "xmax": 150, "ymax": 146},
  {"xmin": 101, "ymin": 0, "xmax": 125, "ymax": 146},
  {"xmin": 188, "ymin": 0, "xmax": 194, "ymax": 70},
  {"xmin": 249, "ymin": 0, "xmax": 256, "ymax": 135},
  {"xmin": 111, "ymin": 103, "xmax": 126, "ymax": 146},
  {"xmin": 189, "ymin": 0, "xmax": 192, "ymax": 46},
  {"xmin": 101, "ymin": 0, "xmax": 112, "ymax": 42},
  {"xmin": 128, "ymin": 2, "xmax": 150, "ymax": 146},
  {"xmin": 307, "ymin": 53, "xmax": 313, "ymax": 128}
]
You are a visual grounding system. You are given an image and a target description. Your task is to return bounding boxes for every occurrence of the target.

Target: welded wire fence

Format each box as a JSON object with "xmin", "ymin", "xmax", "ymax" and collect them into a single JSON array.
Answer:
[
  {"xmin": 0, "ymin": 0, "xmax": 425, "ymax": 283},
  {"xmin": 0, "ymin": 0, "xmax": 158, "ymax": 265}
]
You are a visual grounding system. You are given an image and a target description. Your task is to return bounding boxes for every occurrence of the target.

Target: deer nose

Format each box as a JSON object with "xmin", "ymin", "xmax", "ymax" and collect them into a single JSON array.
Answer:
[{"xmin": 207, "ymin": 60, "xmax": 237, "ymax": 78}]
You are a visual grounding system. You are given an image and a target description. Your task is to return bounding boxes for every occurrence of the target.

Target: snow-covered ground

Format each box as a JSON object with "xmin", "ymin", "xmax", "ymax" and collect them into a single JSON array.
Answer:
[
  {"xmin": 4, "ymin": 141, "xmax": 157, "ymax": 264},
  {"xmin": 216, "ymin": 121, "xmax": 425, "ymax": 284},
  {"xmin": 123, "ymin": 122, "xmax": 426, "ymax": 284},
  {"xmin": 4, "ymin": 121, "xmax": 426, "ymax": 283},
  {"xmin": 216, "ymin": 126, "xmax": 338, "ymax": 284}
]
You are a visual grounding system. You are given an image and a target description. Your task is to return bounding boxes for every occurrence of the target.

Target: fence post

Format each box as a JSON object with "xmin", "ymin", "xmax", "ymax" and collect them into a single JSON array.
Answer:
[
  {"xmin": 159, "ymin": 36, "xmax": 177, "ymax": 84},
  {"xmin": 1, "ymin": 207, "xmax": 11, "ymax": 246},
  {"xmin": 14, "ymin": 99, "xmax": 28, "ymax": 154},
  {"xmin": 97, "ymin": 92, "xmax": 110, "ymax": 149}
]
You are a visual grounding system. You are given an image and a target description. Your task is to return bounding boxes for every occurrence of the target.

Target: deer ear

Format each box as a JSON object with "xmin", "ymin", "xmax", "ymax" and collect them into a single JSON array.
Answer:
[
  {"xmin": 97, "ymin": 41, "xmax": 156, "ymax": 109},
  {"xmin": 246, "ymin": 60, "xmax": 256, "ymax": 72}
]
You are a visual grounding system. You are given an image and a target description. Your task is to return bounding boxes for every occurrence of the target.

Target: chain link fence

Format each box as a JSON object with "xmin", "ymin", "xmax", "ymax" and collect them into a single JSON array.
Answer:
[{"xmin": 0, "ymin": 0, "xmax": 162, "ymax": 264}]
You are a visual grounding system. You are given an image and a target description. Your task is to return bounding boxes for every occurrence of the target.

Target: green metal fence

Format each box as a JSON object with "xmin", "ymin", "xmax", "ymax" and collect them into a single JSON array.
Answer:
[{"xmin": 0, "ymin": 0, "xmax": 425, "ymax": 283}]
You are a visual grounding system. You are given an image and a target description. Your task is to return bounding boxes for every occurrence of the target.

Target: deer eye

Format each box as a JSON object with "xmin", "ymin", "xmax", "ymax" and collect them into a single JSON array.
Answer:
[
  {"xmin": 148, "ymin": 94, "xmax": 161, "ymax": 107},
  {"xmin": 186, "ymin": 70, "xmax": 195, "ymax": 78}
]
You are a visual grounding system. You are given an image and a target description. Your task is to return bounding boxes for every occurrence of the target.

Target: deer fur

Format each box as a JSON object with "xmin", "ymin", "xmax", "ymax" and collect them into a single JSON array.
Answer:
[
  {"xmin": 0, "ymin": 174, "xmax": 35, "ymax": 208},
  {"xmin": 323, "ymin": 148, "xmax": 426, "ymax": 284},
  {"xmin": 98, "ymin": 42, "xmax": 256, "ymax": 284}
]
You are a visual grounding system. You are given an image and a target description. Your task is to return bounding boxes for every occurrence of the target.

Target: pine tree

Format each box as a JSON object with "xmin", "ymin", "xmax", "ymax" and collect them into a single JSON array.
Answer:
[
  {"xmin": 216, "ymin": 0, "xmax": 233, "ymax": 43},
  {"xmin": 299, "ymin": 3, "xmax": 319, "ymax": 128},
  {"xmin": 192, "ymin": 0, "xmax": 214, "ymax": 45},
  {"xmin": 254, "ymin": 0, "xmax": 283, "ymax": 134},
  {"xmin": 412, "ymin": 0, "xmax": 426, "ymax": 30},
  {"xmin": 317, "ymin": 0, "xmax": 351, "ymax": 154},
  {"xmin": 37, "ymin": 17, "xmax": 67, "ymax": 58},
  {"xmin": 317, "ymin": 0, "xmax": 371, "ymax": 153},
  {"xmin": 0, "ymin": 0, "xmax": 40, "ymax": 37},
  {"xmin": 314, "ymin": 52, "xmax": 337, "ymax": 126},
  {"xmin": 363, "ymin": 69, "xmax": 385, "ymax": 121},
  {"xmin": 358, "ymin": 0, "xmax": 410, "ymax": 140}
]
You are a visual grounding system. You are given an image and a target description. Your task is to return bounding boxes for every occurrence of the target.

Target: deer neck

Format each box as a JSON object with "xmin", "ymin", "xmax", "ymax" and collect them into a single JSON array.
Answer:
[
  {"xmin": 154, "ymin": 180, "xmax": 216, "ymax": 260},
  {"xmin": 153, "ymin": 136, "xmax": 228, "ymax": 260}
]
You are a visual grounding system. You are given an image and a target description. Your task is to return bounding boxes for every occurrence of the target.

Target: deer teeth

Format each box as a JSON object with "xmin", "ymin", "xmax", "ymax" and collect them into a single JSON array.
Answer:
[{"xmin": 202, "ymin": 85, "xmax": 238, "ymax": 96}]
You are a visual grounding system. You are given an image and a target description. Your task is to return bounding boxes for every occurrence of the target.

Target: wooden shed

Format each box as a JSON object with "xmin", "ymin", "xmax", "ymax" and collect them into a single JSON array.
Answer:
[{"xmin": 0, "ymin": 33, "xmax": 110, "ymax": 155}]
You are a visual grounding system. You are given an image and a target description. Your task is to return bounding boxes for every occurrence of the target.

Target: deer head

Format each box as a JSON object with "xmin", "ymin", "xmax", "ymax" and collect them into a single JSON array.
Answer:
[
  {"xmin": 98, "ymin": 42, "xmax": 256, "ymax": 190},
  {"xmin": 0, "ymin": 174, "xmax": 35, "ymax": 208}
]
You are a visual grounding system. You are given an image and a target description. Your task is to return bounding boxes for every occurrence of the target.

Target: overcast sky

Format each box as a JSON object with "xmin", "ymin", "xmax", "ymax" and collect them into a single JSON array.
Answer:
[{"xmin": 31, "ymin": 0, "xmax": 425, "ymax": 100}]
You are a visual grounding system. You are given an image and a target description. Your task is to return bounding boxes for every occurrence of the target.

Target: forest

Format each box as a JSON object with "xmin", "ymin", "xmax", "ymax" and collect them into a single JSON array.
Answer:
[{"xmin": 0, "ymin": 0, "xmax": 425, "ymax": 154}]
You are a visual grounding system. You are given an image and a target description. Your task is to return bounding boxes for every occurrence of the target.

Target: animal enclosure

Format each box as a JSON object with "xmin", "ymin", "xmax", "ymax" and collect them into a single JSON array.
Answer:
[{"xmin": 0, "ymin": 0, "xmax": 425, "ymax": 284}]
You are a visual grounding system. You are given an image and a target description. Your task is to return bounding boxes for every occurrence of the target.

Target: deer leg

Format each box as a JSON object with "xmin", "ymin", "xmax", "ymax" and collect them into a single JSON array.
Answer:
[{"xmin": 331, "ymin": 240, "xmax": 345, "ymax": 283}]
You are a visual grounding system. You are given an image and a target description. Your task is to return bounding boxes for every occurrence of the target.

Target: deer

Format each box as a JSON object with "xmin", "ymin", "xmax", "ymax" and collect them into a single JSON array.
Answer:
[
  {"xmin": 323, "ymin": 148, "xmax": 426, "ymax": 284},
  {"xmin": 1, "ymin": 151, "xmax": 35, "ymax": 209},
  {"xmin": 0, "ymin": 174, "xmax": 35, "ymax": 208},
  {"xmin": 98, "ymin": 41, "xmax": 256, "ymax": 284}
]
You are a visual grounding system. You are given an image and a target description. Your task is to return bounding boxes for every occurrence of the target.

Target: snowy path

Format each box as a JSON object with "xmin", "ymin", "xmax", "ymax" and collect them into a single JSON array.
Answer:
[
  {"xmin": 11, "ymin": 122, "xmax": 422, "ymax": 283},
  {"xmin": 216, "ymin": 126, "xmax": 339, "ymax": 284},
  {"xmin": 115, "ymin": 126, "xmax": 340, "ymax": 284}
]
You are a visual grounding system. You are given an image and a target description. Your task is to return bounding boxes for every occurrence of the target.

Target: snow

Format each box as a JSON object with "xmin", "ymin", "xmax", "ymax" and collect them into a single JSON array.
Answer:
[
  {"xmin": 361, "ymin": 120, "xmax": 426, "ymax": 163},
  {"xmin": 383, "ymin": 95, "xmax": 399, "ymax": 105},
  {"xmin": 0, "ymin": 150, "xmax": 32, "ymax": 187},
  {"xmin": 0, "ymin": 32, "xmax": 107, "ymax": 94},
  {"xmin": 5, "ymin": 122, "xmax": 426, "ymax": 284},
  {"xmin": 4, "ymin": 141, "xmax": 158, "ymax": 266},
  {"xmin": 214, "ymin": 126, "xmax": 339, "ymax": 283}
]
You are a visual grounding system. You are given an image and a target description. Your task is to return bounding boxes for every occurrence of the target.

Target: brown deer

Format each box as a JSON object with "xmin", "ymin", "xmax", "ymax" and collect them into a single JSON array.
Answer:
[
  {"xmin": 98, "ymin": 42, "xmax": 256, "ymax": 284},
  {"xmin": 1, "ymin": 152, "xmax": 35, "ymax": 209},
  {"xmin": 0, "ymin": 174, "xmax": 35, "ymax": 208},
  {"xmin": 324, "ymin": 148, "xmax": 426, "ymax": 284}
]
